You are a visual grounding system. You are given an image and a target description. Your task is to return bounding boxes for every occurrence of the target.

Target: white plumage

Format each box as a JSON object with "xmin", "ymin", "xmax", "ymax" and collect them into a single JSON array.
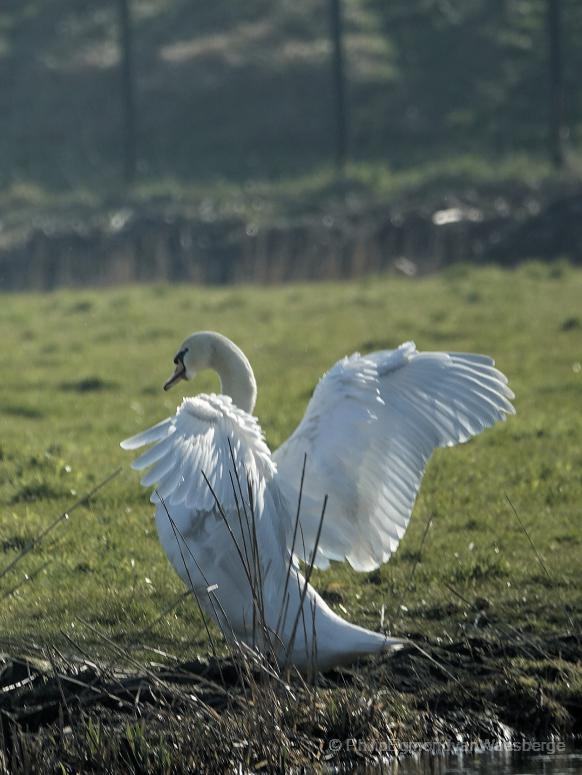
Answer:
[
  {"xmin": 121, "ymin": 332, "xmax": 514, "ymax": 670},
  {"xmin": 275, "ymin": 343, "xmax": 515, "ymax": 571}
]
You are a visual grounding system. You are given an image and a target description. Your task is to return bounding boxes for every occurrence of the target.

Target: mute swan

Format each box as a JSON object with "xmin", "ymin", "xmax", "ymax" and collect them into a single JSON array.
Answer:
[{"xmin": 121, "ymin": 332, "xmax": 514, "ymax": 670}]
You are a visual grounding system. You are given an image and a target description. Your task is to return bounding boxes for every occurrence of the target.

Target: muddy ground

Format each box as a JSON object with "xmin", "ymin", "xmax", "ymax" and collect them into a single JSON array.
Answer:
[{"xmin": 1, "ymin": 626, "xmax": 580, "ymax": 772}]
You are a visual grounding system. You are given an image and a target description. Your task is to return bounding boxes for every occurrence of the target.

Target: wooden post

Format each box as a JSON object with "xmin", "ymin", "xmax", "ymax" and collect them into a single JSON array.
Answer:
[
  {"xmin": 547, "ymin": 0, "xmax": 565, "ymax": 168},
  {"xmin": 117, "ymin": 0, "xmax": 137, "ymax": 183},
  {"xmin": 329, "ymin": 0, "xmax": 349, "ymax": 171}
]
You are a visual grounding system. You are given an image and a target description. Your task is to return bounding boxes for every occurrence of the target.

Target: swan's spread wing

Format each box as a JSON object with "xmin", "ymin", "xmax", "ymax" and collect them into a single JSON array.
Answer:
[
  {"xmin": 121, "ymin": 394, "xmax": 276, "ymax": 515},
  {"xmin": 273, "ymin": 341, "xmax": 515, "ymax": 572}
]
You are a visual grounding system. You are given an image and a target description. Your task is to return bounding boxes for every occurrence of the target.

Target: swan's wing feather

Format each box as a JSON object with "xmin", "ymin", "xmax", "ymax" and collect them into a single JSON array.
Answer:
[
  {"xmin": 120, "ymin": 418, "xmax": 174, "ymax": 450},
  {"xmin": 121, "ymin": 394, "xmax": 276, "ymax": 515},
  {"xmin": 274, "ymin": 341, "xmax": 514, "ymax": 571}
]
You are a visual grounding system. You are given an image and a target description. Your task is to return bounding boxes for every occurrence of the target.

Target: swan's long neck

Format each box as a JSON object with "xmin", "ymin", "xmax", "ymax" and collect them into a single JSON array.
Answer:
[{"xmin": 209, "ymin": 335, "xmax": 257, "ymax": 414}]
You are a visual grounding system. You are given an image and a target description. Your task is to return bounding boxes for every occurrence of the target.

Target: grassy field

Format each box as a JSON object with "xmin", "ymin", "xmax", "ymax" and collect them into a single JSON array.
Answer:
[{"xmin": 1, "ymin": 264, "xmax": 581, "ymax": 767}]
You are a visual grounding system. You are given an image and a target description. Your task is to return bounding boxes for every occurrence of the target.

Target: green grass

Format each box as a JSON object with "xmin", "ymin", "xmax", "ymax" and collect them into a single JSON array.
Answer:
[{"xmin": 0, "ymin": 264, "xmax": 581, "ymax": 659}]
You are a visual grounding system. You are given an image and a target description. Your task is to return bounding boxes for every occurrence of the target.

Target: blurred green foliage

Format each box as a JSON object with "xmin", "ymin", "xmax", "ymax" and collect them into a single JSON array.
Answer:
[
  {"xmin": 0, "ymin": 0, "xmax": 580, "ymax": 191},
  {"xmin": 366, "ymin": 0, "xmax": 582, "ymax": 159}
]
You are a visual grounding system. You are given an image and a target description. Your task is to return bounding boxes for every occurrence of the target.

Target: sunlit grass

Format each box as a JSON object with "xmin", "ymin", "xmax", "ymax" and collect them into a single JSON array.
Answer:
[{"xmin": 0, "ymin": 263, "xmax": 581, "ymax": 658}]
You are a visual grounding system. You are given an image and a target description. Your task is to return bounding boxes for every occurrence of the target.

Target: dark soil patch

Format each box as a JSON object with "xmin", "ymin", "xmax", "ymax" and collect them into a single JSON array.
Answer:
[
  {"xmin": 0, "ymin": 404, "xmax": 44, "ymax": 419},
  {"xmin": 59, "ymin": 377, "xmax": 117, "ymax": 393},
  {"xmin": 9, "ymin": 482, "xmax": 66, "ymax": 504},
  {"xmin": 1, "ymin": 630, "xmax": 580, "ymax": 772}
]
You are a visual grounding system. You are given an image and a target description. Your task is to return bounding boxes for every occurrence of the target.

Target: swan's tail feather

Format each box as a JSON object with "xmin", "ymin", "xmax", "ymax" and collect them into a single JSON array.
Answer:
[
  {"xmin": 282, "ymin": 586, "xmax": 408, "ymax": 670},
  {"xmin": 298, "ymin": 629, "xmax": 407, "ymax": 671}
]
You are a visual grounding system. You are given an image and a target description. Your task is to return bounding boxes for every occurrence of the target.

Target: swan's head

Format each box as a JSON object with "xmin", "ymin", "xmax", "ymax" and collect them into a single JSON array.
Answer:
[
  {"xmin": 163, "ymin": 332, "xmax": 214, "ymax": 391},
  {"xmin": 162, "ymin": 331, "xmax": 257, "ymax": 413}
]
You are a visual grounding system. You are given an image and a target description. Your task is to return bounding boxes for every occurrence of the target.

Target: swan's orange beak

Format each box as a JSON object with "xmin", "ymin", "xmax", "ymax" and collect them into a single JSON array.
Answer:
[{"xmin": 163, "ymin": 363, "xmax": 186, "ymax": 391}]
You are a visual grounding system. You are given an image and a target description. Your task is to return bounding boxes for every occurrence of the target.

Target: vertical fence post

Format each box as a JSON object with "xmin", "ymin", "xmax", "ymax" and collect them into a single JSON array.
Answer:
[
  {"xmin": 547, "ymin": 0, "xmax": 565, "ymax": 168},
  {"xmin": 117, "ymin": 0, "xmax": 137, "ymax": 183},
  {"xmin": 329, "ymin": 0, "xmax": 349, "ymax": 171}
]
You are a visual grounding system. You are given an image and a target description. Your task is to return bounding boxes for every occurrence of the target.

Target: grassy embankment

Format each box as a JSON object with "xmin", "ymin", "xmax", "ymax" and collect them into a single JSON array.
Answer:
[{"xmin": 1, "ymin": 264, "xmax": 581, "ymax": 768}]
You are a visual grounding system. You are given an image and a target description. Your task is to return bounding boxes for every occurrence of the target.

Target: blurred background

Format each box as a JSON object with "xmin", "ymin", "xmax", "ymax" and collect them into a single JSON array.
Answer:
[{"xmin": 1, "ymin": 0, "xmax": 581, "ymax": 289}]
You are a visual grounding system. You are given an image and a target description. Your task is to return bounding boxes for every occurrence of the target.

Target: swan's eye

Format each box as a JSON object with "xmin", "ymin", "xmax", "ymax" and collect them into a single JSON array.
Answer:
[{"xmin": 174, "ymin": 348, "xmax": 188, "ymax": 366}]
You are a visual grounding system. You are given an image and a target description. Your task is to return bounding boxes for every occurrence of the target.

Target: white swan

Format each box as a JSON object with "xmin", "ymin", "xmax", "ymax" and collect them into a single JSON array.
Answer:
[{"xmin": 121, "ymin": 332, "xmax": 514, "ymax": 670}]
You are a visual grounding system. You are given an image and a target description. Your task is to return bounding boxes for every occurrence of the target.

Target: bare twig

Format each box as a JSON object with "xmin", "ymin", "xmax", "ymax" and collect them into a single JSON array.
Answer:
[
  {"xmin": 505, "ymin": 493, "xmax": 577, "ymax": 638},
  {"xmin": 0, "ymin": 560, "xmax": 52, "ymax": 601},
  {"xmin": 284, "ymin": 494, "xmax": 328, "ymax": 668},
  {"xmin": 156, "ymin": 493, "xmax": 220, "ymax": 660},
  {"xmin": 440, "ymin": 580, "xmax": 472, "ymax": 607},
  {"xmin": 275, "ymin": 454, "xmax": 307, "ymax": 638},
  {"xmin": 77, "ymin": 617, "xmax": 221, "ymax": 721},
  {"xmin": 392, "ymin": 512, "xmax": 433, "ymax": 619},
  {"xmin": 505, "ymin": 494, "xmax": 551, "ymax": 580},
  {"xmin": 0, "ymin": 468, "xmax": 121, "ymax": 582},
  {"xmin": 130, "ymin": 590, "xmax": 191, "ymax": 643}
]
